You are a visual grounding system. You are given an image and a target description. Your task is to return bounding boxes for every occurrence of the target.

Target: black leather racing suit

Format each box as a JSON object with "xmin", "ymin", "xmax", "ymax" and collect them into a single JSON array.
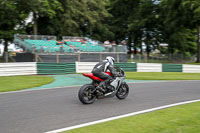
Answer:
[{"xmin": 91, "ymin": 60, "xmax": 116, "ymax": 89}]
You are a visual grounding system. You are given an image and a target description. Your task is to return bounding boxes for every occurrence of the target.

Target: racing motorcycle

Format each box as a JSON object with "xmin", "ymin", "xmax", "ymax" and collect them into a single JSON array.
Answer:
[{"xmin": 78, "ymin": 67, "xmax": 129, "ymax": 104}]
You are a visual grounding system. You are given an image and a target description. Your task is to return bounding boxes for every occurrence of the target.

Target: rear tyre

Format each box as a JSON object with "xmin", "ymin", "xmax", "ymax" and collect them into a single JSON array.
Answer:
[
  {"xmin": 116, "ymin": 82, "xmax": 129, "ymax": 99},
  {"xmin": 78, "ymin": 84, "xmax": 96, "ymax": 104}
]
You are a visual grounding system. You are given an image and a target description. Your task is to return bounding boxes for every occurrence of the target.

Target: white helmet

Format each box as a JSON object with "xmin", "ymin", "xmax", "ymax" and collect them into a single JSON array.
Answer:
[{"xmin": 106, "ymin": 56, "xmax": 115, "ymax": 65}]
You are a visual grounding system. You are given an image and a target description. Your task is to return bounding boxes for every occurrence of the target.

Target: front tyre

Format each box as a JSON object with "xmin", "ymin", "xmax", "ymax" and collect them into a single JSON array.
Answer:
[
  {"xmin": 116, "ymin": 82, "xmax": 129, "ymax": 99},
  {"xmin": 78, "ymin": 84, "xmax": 96, "ymax": 104}
]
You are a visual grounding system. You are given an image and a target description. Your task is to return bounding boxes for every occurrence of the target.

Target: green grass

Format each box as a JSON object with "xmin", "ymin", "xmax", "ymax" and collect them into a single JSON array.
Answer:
[
  {"xmin": 128, "ymin": 58, "xmax": 171, "ymax": 63},
  {"xmin": 186, "ymin": 62, "xmax": 200, "ymax": 65},
  {"xmin": 125, "ymin": 72, "xmax": 200, "ymax": 80},
  {"xmin": 64, "ymin": 101, "xmax": 200, "ymax": 133},
  {"xmin": 0, "ymin": 75, "xmax": 55, "ymax": 92}
]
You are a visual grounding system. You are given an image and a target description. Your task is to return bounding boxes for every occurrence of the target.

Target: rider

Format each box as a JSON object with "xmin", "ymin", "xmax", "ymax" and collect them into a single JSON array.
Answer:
[{"xmin": 91, "ymin": 56, "xmax": 117, "ymax": 93}]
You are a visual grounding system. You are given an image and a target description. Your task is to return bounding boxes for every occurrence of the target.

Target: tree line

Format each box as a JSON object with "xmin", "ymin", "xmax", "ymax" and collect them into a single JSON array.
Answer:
[{"xmin": 0, "ymin": 0, "xmax": 200, "ymax": 62}]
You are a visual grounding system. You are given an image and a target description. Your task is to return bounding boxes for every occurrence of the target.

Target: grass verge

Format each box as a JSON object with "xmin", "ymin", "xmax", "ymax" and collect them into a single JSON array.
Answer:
[
  {"xmin": 186, "ymin": 62, "xmax": 200, "ymax": 65},
  {"xmin": 64, "ymin": 101, "xmax": 200, "ymax": 133},
  {"xmin": 125, "ymin": 72, "xmax": 200, "ymax": 80},
  {"xmin": 0, "ymin": 75, "xmax": 55, "ymax": 92}
]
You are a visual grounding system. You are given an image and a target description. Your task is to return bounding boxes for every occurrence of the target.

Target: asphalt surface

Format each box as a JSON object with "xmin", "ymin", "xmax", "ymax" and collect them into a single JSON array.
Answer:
[{"xmin": 0, "ymin": 81, "xmax": 200, "ymax": 133}]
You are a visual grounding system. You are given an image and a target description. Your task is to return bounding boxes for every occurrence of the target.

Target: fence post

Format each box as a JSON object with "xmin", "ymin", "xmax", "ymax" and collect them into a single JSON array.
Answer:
[
  {"xmin": 99, "ymin": 53, "xmax": 102, "ymax": 61},
  {"xmin": 117, "ymin": 53, "xmax": 120, "ymax": 62},
  {"xmin": 78, "ymin": 53, "xmax": 80, "ymax": 62},
  {"xmin": 139, "ymin": 54, "xmax": 141, "ymax": 62},
  {"xmin": 56, "ymin": 53, "xmax": 59, "ymax": 63},
  {"xmin": 35, "ymin": 53, "xmax": 38, "ymax": 62},
  {"xmin": 4, "ymin": 52, "xmax": 8, "ymax": 62}
]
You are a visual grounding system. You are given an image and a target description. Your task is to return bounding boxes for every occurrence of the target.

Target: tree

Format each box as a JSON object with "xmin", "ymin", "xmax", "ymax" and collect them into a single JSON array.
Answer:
[
  {"xmin": 181, "ymin": 0, "xmax": 200, "ymax": 62},
  {"xmin": 109, "ymin": 0, "xmax": 141, "ymax": 52},
  {"xmin": 160, "ymin": 0, "xmax": 200, "ymax": 61},
  {"xmin": 128, "ymin": 0, "xmax": 161, "ymax": 57},
  {"xmin": 20, "ymin": 0, "xmax": 62, "ymax": 35},
  {"xmin": 35, "ymin": 0, "xmax": 112, "ymax": 41},
  {"xmin": 0, "ymin": 0, "xmax": 27, "ymax": 62}
]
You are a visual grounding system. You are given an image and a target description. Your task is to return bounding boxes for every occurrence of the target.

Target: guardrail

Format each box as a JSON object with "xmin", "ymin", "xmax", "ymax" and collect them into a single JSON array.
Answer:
[
  {"xmin": 1, "ymin": 62, "xmax": 200, "ymax": 77},
  {"xmin": 0, "ymin": 62, "xmax": 37, "ymax": 76},
  {"xmin": 163, "ymin": 64, "xmax": 182, "ymax": 72},
  {"xmin": 75, "ymin": 62, "xmax": 137, "ymax": 73},
  {"xmin": 75, "ymin": 62, "xmax": 200, "ymax": 73},
  {"xmin": 75, "ymin": 62, "xmax": 97, "ymax": 73},
  {"xmin": 37, "ymin": 62, "xmax": 75, "ymax": 75},
  {"xmin": 182, "ymin": 65, "xmax": 200, "ymax": 73},
  {"xmin": 137, "ymin": 63, "xmax": 162, "ymax": 72}
]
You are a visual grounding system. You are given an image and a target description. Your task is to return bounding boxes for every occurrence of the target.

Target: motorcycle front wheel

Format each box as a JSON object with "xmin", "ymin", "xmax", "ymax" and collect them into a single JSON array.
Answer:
[
  {"xmin": 78, "ymin": 84, "xmax": 96, "ymax": 104},
  {"xmin": 116, "ymin": 82, "xmax": 129, "ymax": 99}
]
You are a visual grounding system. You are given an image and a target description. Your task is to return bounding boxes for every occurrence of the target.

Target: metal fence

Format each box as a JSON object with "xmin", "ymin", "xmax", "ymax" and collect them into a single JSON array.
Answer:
[
  {"xmin": 62, "ymin": 36, "xmax": 101, "ymax": 44},
  {"xmin": 128, "ymin": 54, "xmax": 196, "ymax": 63},
  {"xmin": 35, "ymin": 52, "xmax": 127, "ymax": 63},
  {"xmin": 15, "ymin": 34, "xmax": 57, "ymax": 40}
]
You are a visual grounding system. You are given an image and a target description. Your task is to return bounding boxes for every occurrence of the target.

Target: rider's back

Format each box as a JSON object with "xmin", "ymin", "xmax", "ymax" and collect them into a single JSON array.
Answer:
[{"xmin": 92, "ymin": 60, "xmax": 108, "ymax": 73}]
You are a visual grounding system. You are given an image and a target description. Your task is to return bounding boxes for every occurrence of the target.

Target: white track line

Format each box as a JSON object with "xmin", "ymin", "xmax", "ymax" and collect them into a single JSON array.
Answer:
[{"xmin": 45, "ymin": 99, "xmax": 200, "ymax": 133}]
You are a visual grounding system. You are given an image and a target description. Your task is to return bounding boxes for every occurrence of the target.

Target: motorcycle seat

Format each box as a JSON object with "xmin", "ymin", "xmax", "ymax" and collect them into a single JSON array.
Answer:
[{"xmin": 82, "ymin": 73, "xmax": 104, "ymax": 81}]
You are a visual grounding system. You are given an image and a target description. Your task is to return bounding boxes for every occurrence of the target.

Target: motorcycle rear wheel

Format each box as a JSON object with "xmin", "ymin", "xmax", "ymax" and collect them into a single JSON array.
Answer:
[
  {"xmin": 116, "ymin": 82, "xmax": 129, "ymax": 99},
  {"xmin": 78, "ymin": 84, "xmax": 96, "ymax": 104}
]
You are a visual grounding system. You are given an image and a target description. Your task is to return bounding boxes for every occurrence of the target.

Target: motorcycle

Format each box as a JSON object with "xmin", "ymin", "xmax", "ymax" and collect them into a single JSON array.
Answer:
[{"xmin": 78, "ymin": 67, "xmax": 129, "ymax": 104}]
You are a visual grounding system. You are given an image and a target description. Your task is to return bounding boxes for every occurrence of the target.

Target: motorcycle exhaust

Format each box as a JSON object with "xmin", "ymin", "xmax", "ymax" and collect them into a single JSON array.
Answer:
[{"xmin": 104, "ymin": 91, "xmax": 114, "ymax": 96}]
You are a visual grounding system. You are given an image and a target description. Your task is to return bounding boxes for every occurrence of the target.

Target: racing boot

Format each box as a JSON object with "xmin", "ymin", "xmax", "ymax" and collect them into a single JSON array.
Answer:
[
  {"xmin": 96, "ymin": 81, "xmax": 106, "ymax": 93},
  {"xmin": 96, "ymin": 86, "xmax": 105, "ymax": 93}
]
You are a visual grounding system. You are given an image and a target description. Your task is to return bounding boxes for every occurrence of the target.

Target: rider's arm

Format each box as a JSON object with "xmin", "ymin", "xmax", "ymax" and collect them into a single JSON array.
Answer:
[{"xmin": 107, "ymin": 64, "xmax": 117, "ymax": 76}]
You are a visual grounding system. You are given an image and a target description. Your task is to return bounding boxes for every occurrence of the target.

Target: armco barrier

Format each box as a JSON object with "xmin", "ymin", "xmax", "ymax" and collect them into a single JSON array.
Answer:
[
  {"xmin": 75, "ymin": 62, "xmax": 97, "ymax": 73},
  {"xmin": 162, "ymin": 64, "xmax": 182, "ymax": 72},
  {"xmin": 137, "ymin": 63, "xmax": 162, "ymax": 72},
  {"xmin": 115, "ymin": 63, "xmax": 137, "ymax": 72},
  {"xmin": 37, "ymin": 62, "xmax": 75, "ymax": 75},
  {"xmin": 1, "ymin": 62, "xmax": 200, "ymax": 76},
  {"xmin": 0, "ymin": 62, "xmax": 37, "ymax": 76},
  {"xmin": 182, "ymin": 65, "xmax": 200, "ymax": 73},
  {"xmin": 75, "ymin": 62, "xmax": 137, "ymax": 73}
]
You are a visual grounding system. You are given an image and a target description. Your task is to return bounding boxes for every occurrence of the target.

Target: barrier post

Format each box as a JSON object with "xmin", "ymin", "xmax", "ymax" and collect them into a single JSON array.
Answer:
[
  {"xmin": 35, "ymin": 53, "xmax": 38, "ymax": 62},
  {"xmin": 99, "ymin": 53, "xmax": 102, "ymax": 61},
  {"xmin": 117, "ymin": 53, "xmax": 119, "ymax": 62},
  {"xmin": 78, "ymin": 53, "xmax": 81, "ymax": 62},
  {"xmin": 4, "ymin": 52, "xmax": 8, "ymax": 63},
  {"xmin": 56, "ymin": 53, "xmax": 59, "ymax": 63}
]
